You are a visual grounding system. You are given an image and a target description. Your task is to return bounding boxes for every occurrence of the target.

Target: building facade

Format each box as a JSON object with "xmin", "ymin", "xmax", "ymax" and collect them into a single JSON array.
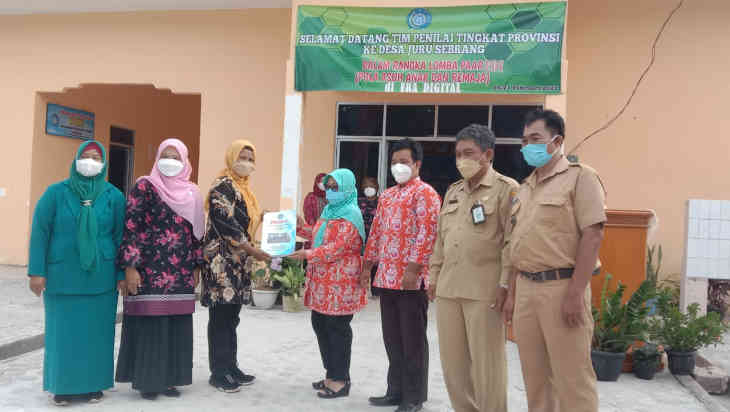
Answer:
[{"xmin": 0, "ymin": 0, "xmax": 728, "ymax": 284}]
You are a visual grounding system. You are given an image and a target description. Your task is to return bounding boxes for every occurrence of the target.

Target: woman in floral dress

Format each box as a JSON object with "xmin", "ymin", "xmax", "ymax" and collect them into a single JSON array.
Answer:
[
  {"xmin": 201, "ymin": 140, "xmax": 271, "ymax": 393},
  {"xmin": 290, "ymin": 168, "xmax": 368, "ymax": 399},
  {"xmin": 115, "ymin": 138, "xmax": 205, "ymax": 400}
]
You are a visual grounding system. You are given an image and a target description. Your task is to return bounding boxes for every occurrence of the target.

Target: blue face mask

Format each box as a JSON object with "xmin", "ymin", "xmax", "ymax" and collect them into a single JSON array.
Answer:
[
  {"xmin": 325, "ymin": 189, "xmax": 346, "ymax": 205},
  {"xmin": 521, "ymin": 136, "xmax": 560, "ymax": 168}
]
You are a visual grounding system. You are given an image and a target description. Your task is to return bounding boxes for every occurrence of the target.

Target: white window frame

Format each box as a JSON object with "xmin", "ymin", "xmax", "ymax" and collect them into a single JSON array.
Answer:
[{"xmin": 334, "ymin": 102, "xmax": 542, "ymax": 191}]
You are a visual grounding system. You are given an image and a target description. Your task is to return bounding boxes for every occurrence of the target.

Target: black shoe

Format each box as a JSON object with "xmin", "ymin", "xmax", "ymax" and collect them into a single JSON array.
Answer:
[
  {"xmin": 141, "ymin": 392, "xmax": 158, "ymax": 400},
  {"xmin": 52, "ymin": 395, "xmax": 72, "ymax": 406},
  {"xmin": 369, "ymin": 394, "xmax": 402, "ymax": 406},
  {"xmin": 312, "ymin": 380, "xmax": 326, "ymax": 390},
  {"xmin": 395, "ymin": 403, "xmax": 423, "ymax": 412},
  {"xmin": 231, "ymin": 367, "xmax": 256, "ymax": 386},
  {"xmin": 209, "ymin": 374, "xmax": 242, "ymax": 393},
  {"xmin": 317, "ymin": 381, "xmax": 350, "ymax": 399},
  {"xmin": 86, "ymin": 392, "xmax": 104, "ymax": 403},
  {"xmin": 163, "ymin": 387, "xmax": 181, "ymax": 398}
]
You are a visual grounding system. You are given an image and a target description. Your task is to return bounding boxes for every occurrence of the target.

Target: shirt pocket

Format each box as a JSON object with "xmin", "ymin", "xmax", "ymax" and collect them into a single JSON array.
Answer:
[
  {"xmin": 536, "ymin": 196, "xmax": 571, "ymax": 232},
  {"xmin": 472, "ymin": 197, "xmax": 498, "ymax": 235}
]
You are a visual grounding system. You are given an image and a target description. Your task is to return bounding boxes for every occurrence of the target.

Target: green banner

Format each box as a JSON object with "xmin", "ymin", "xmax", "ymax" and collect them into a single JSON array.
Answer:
[{"xmin": 295, "ymin": 3, "xmax": 565, "ymax": 94}]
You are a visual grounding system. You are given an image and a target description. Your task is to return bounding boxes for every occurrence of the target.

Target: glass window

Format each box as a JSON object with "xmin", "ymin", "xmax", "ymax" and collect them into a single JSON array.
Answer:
[
  {"xmin": 386, "ymin": 105, "xmax": 435, "ymax": 137},
  {"xmin": 437, "ymin": 105, "xmax": 491, "ymax": 136},
  {"xmin": 337, "ymin": 104, "xmax": 384, "ymax": 136},
  {"xmin": 491, "ymin": 105, "xmax": 542, "ymax": 138},
  {"xmin": 493, "ymin": 144, "xmax": 534, "ymax": 183},
  {"xmin": 337, "ymin": 141, "xmax": 380, "ymax": 195}
]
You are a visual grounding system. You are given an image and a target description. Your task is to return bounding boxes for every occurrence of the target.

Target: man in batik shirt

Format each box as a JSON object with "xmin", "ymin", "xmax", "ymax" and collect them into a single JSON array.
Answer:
[{"xmin": 362, "ymin": 138, "xmax": 441, "ymax": 412}]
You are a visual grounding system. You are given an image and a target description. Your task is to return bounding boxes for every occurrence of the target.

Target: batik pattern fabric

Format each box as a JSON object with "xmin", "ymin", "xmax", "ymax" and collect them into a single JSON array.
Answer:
[
  {"xmin": 304, "ymin": 219, "xmax": 367, "ymax": 315},
  {"xmin": 117, "ymin": 179, "xmax": 204, "ymax": 315},
  {"xmin": 201, "ymin": 176, "xmax": 255, "ymax": 306},
  {"xmin": 364, "ymin": 178, "xmax": 441, "ymax": 290}
]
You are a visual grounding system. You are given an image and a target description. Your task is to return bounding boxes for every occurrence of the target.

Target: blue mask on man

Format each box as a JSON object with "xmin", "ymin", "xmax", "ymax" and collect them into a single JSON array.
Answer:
[
  {"xmin": 521, "ymin": 136, "xmax": 560, "ymax": 168},
  {"xmin": 325, "ymin": 189, "xmax": 346, "ymax": 205}
]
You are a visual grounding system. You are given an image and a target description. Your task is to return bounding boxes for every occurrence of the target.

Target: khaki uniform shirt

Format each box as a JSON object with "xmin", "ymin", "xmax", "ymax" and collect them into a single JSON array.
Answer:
[
  {"xmin": 508, "ymin": 156, "xmax": 607, "ymax": 274},
  {"xmin": 429, "ymin": 166, "xmax": 519, "ymax": 301}
]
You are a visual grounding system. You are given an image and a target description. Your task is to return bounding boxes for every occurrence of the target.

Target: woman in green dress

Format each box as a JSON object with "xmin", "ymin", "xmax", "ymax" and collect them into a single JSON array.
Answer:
[{"xmin": 28, "ymin": 140, "xmax": 126, "ymax": 406}]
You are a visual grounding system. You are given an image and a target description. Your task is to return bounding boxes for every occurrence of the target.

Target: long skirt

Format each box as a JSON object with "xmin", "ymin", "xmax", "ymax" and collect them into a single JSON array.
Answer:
[
  {"xmin": 43, "ymin": 290, "xmax": 118, "ymax": 395},
  {"xmin": 115, "ymin": 314, "xmax": 193, "ymax": 393}
]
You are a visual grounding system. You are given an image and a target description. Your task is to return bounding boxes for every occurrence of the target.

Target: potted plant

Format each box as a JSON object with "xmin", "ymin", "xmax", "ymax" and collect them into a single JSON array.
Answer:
[
  {"xmin": 649, "ymin": 289, "xmax": 728, "ymax": 375},
  {"xmin": 271, "ymin": 257, "xmax": 306, "ymax": 312},
  {"xmin": 591, "ymin": 275, "xmax": 654, "ymax": 381},
  {"xmin": 645, "ymin": 245, "xmax": 662, "ymax": 315},
  {"xmin": 631, "ymin": 343, "xmax": 663, "ymax": 380},
  {"xmin": 251, "ymin": 259, "xmax": 279, "ymax": 310}
]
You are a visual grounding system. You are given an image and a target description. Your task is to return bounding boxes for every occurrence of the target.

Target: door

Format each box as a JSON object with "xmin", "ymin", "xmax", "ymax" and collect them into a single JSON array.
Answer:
[{"xmin": 108, "ymin": 126, "xmax": 135, "ymax": 196}]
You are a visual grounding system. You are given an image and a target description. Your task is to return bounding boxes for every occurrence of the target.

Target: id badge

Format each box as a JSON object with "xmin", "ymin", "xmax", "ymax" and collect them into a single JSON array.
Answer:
[{"xmin": 471, "ymin": 204, "xmax": 486, "ymax": 225}]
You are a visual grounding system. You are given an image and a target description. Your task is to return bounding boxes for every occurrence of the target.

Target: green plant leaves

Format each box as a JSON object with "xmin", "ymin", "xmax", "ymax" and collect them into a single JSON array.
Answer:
[{"xmin": 593, "ymin": 276, "xmax": 656, "ymax": 353}]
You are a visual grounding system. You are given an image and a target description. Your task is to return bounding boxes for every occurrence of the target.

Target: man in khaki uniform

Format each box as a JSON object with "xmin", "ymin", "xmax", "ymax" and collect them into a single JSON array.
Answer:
[
  {"xmin": 429, "ymin": 124, "xmax": 518, "ymax": 412},
  {"xmin": 503, "ymin": 109, "xmax": 606, "ymax": 412}
]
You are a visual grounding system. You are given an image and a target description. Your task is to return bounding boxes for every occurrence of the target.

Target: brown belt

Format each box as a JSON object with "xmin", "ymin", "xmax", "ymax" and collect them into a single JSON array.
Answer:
[{"xmin": 520, "ymin": 267, "xmax": 601, "ymax": 282}]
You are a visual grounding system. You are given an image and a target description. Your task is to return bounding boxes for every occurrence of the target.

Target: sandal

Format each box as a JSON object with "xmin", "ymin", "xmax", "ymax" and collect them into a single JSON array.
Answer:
[
  {"xmin": 312, "ymin": 380, "xmax": 326, "ymax": 390},
  {"xmin": 317, "ymin": 382, "xmax": 350, "ymax": 399}
]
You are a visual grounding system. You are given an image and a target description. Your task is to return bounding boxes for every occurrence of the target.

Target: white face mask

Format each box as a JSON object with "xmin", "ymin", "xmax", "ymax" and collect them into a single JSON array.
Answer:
[
  {"xmin": 363, "ymin": 187, "xmax": 377, "ymax": 198},
  {"xmin": 391, "ymin": 163, "xmax": 413, "ymax": 184},
  {"xmin": 317, "ymin": 182, "xmax": 325, "ymax": 191},
  {"xmin": 75, "ymin": 158, "xmax": 104, "ymax": 177},
  {"xmin": 232, "ymin": 160, "xmax": 255, "ymax": 177},
  {"xmin": 157, "ymin": 158, "xmax": 184, "ymax": 177}
]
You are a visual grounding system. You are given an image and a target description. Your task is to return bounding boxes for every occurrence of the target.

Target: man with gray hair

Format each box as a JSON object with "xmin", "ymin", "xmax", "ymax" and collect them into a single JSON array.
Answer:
[{"xmin": 428, "ymin": 124, "xmax": 518, "ymax": 412}]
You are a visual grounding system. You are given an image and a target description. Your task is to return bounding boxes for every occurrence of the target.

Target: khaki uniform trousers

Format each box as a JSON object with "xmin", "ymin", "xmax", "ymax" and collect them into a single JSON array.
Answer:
[
  {"xmin": 436, "ymin": 297, "xmax": 507, "ymax": 412},
  {"xmin": 513, "ymin": 276, "xmax": 598, "ymax": 412}
]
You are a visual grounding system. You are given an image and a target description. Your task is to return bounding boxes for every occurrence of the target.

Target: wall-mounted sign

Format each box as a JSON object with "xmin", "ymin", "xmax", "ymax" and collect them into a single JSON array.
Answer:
[
  {"xmin": 295, "ymin": 3, "xmax": 566, "ymax": 94},
  {"xmin": 46, "ymin": 103, "xmax": 95, "ymax": 140}
]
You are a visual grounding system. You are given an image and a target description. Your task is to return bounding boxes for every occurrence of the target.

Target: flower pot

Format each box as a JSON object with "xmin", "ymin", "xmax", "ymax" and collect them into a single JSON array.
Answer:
[
  {"xmin": 282, "ymin": 295, "xmax": 304, "ymax": 312},
  {"xmin": 591, "ymin": 350, "xmax": 626, "ymax": 382},
  {"xmin": 632, "ymin": 359, "xmax": 658, "ymax": 380},
  {"xmin": 252, "ymin": 289, "xmax": 279, "ymax": 309},
  {"xmin": 667, "ymin": 351, "xmax": 696, "ymax": 375}
]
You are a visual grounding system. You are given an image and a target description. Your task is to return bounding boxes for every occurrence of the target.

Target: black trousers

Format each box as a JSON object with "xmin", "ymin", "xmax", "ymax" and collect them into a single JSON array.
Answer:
[
  {"xmin": 380, "ymin": 288, "xmax": 429, "ymax": 404},
  {"xmin": 311, "ymin": 310, "xmax": 354, "ymax": 382},
  {"xmin": 208, "ymin": 303, "xmax": 243, "ymax": 377}
]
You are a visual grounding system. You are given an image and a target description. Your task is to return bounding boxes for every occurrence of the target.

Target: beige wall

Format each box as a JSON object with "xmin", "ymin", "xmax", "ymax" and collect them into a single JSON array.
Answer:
[
  {"xmin": 3, "ymin": 0, "xmax": 729, "ymax": 279},
  {"xmin": 29, "ymin": 84, "xmax": 202, "ymax": 217},
  {"xmin": 566, "ymin": 0, "xmax": 730, "ymax": 278},
  {"xmin": 0, "ymin": 9, "xmax": 290, "ymax": 265}
]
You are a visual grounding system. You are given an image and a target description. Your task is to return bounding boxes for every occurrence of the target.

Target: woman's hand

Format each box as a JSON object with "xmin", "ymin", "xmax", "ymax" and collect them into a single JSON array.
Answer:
[
  {"xmin": 288, "ymin": 249, "xmax": 308, "ymax": 261},
  {"xmin": 29, "ymin": 276, "xmax": 46, "ymax": 297},
  {"xmin": 125, "ymin": 267, "xmax": 142, "ymax": 296},
  {"xmin": 359, "ymin": 268, "xmax": 371, "ymax": 290},
  {"xmin": 251, "ymin": 248, "xmax": 272, "ymax": 263},
  {"xmin": 194, "ymin": 268, "xmax": 201, "ymax": 288}
]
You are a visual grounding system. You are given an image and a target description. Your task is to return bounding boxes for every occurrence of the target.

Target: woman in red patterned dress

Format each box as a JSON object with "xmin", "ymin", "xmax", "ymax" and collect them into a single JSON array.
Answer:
[{"xmin": 289, "ymin": 168, "xmax": 368, "ymax": 399}]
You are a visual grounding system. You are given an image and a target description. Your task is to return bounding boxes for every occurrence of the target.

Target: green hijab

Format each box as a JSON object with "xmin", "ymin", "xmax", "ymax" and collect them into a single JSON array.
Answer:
[
  {"xmin": 313, "ymin": 169, "xmax": 366, "ymax": 248},
  {"xmin": 67, "ymin": 140, "xmax": 109, "ymax": 272}
]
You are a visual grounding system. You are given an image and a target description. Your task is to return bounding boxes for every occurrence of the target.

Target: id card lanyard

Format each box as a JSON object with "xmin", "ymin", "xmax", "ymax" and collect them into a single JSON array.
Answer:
[{"xmin": 471, "ymin": 202, "xmax": 486, "ymax": 225}]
